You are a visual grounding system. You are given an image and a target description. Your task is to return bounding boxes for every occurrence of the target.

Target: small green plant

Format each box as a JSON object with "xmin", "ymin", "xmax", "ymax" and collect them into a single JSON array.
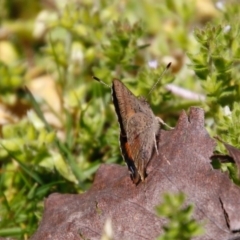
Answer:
[
  {"xmin": 187, "ymin": 2, "xmax": 240, "ymax": 184},
  {"xmin": 156, "ymin": 193, "xmax": 204, "ymax": 240},
  {"xmin": 211, "ymin": 102, "xmax": 240, "ymax": 185},
  {"xmin": 189, "ymin": 2, "xmax": 240, "ymax": 124}
]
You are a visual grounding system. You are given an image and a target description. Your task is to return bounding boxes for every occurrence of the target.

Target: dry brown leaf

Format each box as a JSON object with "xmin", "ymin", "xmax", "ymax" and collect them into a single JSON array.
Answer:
[{"xmin": 30, "ymin": 107, "xmax": 240, "ymax": 240}]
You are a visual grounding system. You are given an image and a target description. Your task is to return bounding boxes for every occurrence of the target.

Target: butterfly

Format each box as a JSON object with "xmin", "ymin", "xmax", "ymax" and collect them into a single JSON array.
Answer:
[
  {"xmin": 93, "ymin": 63, "xmax": 171, "ymax": 184},
  {"xmin": 112, "ymin": 79, "xmax": 161, "ymax": 183}
]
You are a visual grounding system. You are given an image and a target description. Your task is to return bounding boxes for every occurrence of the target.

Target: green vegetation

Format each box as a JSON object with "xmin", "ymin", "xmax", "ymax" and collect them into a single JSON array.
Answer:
[
  {"xmin": 156, "ymin": 193, "xmax": 203, "ymax": 240},
  {"xmin": 0, "ymin": 0, "xmax": 240, "ymax": 239}
]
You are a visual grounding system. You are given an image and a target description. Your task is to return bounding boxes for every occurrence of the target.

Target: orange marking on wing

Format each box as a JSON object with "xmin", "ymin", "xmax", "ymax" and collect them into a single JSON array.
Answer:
[
  {"xmin": 124, "ymin": 142, "xmax": 133, "ymax": 160},
  {"xmin": 126, "ymin": 111, "xmax": 135, "ymax": 117}
]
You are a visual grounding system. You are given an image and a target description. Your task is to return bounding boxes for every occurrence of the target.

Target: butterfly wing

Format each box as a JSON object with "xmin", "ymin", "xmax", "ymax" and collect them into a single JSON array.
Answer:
[
  {"xmin": 112, "ymin": 79, "xmax": 140, "ymax": 129},
  {"xmin": 112, "ymin": 79, "xmax": 143, "ymax": 183},
  {"xmin": 127, "ymin": 113, "xmax": 160, "ymax": 181}
]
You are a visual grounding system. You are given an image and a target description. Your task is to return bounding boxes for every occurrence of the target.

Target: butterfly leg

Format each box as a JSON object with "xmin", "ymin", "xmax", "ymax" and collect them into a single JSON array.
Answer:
[
  {"xmin": 156, "ymin": 117, "xmax": 173, "ymax": 129},
  {"xmin": 154, "ymin": 134, "xmax": 159, "ymax": 155}
]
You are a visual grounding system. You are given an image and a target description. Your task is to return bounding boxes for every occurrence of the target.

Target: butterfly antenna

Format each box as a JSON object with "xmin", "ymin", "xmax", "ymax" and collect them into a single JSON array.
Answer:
[
  {"xmin": 92, "ymin": 76, "xmax": 110, "ymax": 88},
  {"xmin": 147, "ymin": 62, "xmax": 171, "ymax": 97}
]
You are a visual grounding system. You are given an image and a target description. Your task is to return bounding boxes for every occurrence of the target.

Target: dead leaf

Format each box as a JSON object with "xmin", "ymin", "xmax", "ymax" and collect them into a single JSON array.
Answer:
[{"xmin": 30, "ymin": 107, "xmax": 240, "ymax": 240}]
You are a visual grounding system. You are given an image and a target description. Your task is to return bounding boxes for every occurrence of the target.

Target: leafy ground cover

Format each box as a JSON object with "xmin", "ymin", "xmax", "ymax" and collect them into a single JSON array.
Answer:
[{"xmin": 0, "ymin": 0, "xmax": 240, "ymax": 239}]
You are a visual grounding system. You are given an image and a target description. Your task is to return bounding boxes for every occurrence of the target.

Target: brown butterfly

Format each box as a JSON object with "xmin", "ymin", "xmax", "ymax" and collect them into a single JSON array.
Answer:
[
  {"xmin": 111, "ymin": 79, "xmax": 161, "ymax": 183},
  {"xmin": 93, "ymin": 62, "xmax": 171, "ymax": 184}
]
